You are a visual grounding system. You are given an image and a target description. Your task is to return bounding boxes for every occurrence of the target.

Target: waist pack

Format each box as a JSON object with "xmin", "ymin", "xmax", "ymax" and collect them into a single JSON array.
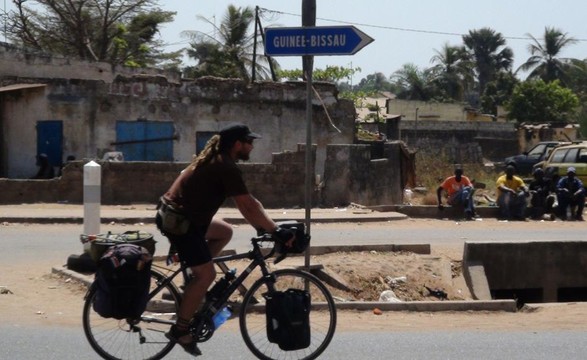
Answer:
[
  {"xmin": 265, "ymin": 288, "xmax": 311, "ymax": 351},
  {"xmin": 157, "ymin": 197, "xmax": 190, "ymax": 235},
  {"xmin": 93, "ymin": 244, "xmax": 152, "ymax": 320}
]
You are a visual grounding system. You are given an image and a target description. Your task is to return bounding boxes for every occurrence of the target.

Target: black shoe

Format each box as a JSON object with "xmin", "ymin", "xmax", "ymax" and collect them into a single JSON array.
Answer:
[
  {"xmin": 165, "ymin": 325, "xmax": 202, "ymax": 357},
  {"xmin": 576, "ymin": 214, "xmax": 584, "ymax": 221}
]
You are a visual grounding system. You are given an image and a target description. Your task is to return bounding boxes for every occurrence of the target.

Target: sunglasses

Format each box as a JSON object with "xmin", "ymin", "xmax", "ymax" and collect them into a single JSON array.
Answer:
[{"xmin": 242, "ymin": 138, "xmax": 254, "ymax": 144}]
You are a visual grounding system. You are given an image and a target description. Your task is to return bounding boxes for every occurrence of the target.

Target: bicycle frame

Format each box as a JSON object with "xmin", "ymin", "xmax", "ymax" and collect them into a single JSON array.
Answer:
[{"xmin": 142, "ymin": 235, "xmax": 278, "ymax": 332}]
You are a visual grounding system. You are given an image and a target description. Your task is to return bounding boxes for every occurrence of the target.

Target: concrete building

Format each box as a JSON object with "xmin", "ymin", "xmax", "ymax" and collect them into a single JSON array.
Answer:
[{"xmin": 0, "ymin": 42, "xmax": 354, "ymax": 179}]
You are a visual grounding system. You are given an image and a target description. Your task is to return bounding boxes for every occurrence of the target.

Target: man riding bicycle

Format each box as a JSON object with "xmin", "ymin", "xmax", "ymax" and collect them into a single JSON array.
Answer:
[{"xmin": 156, "ymin": 123, "xmax": 294, "ymax": 356}]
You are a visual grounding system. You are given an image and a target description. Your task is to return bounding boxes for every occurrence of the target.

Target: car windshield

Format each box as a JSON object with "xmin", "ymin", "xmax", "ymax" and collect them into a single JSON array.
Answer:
[{"xmin": 528, "ymin": 144, "xmax": 547, "ymax": 158}]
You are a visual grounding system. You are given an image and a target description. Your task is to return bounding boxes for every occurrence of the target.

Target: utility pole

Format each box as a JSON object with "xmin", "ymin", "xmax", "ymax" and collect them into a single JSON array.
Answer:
[{"xmin": 302, "ymin": 0, "xmax": 315, "ymax": 270}]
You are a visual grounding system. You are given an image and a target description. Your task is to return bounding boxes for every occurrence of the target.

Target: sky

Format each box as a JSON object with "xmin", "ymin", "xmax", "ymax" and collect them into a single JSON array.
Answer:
[{"xmin": 3, "ymin": 1, "xmax": 587, "ymax": 82}]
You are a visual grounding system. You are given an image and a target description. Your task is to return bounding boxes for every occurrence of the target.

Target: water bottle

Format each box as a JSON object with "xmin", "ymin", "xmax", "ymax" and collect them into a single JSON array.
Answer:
[{"xmin": 212, "ymin": 306, "xmax": 232, "ymax": 330}]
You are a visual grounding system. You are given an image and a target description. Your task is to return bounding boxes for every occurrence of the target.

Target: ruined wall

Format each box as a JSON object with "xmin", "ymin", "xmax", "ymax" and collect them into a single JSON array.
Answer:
[
  {"xmin": 1, "ymin": 74, "xmax": 354, "ymax": 178},
  {"xmin": 0, "ymin": 42, "xmax": 354, "ymax": 178},
  {"xmin": 322, "ymin": 143, "xmax": 403, "ymax": 207},
  {"xmin": 0, "ymin": 143, "xmax": 405, "ymax": 207},
  {"xmin": 388, "ymin": 99, "xmax": 467, "ymax": 121},
  {"xmin": 398, "ymin": 120, "xmax": 517, "ymax": 162},
  {"xmin": 0, "ymin": 145, "xmax": 314, "ymax": 207}
]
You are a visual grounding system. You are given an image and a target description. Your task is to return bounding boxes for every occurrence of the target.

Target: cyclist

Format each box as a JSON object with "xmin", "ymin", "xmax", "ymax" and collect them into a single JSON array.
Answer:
[{"xmin": 156, "ymin": 123, "xmax": 294, "ymax": 355}]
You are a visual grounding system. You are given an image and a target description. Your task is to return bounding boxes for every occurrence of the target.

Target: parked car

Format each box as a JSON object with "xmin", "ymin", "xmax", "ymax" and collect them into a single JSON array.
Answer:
[
  {"xmin": 533, "ymin": 142, "xmax": 587, "ymax": 183},
  {"xmin": 505, "ymin": 141, "xmax": 568, "ymax": 176}
]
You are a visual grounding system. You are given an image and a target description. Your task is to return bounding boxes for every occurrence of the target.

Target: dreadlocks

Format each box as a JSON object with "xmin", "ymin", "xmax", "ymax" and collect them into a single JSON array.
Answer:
[{"xmin": 188, "ymin": 134, "xmax": 221, "ymax": 170}]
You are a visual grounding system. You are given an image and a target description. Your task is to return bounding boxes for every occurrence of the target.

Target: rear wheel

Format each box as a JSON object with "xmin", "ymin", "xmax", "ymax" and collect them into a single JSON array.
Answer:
[
  {"xmin": 82, "ymin": 269, "xmax": 181, "ymax": 360},
  {"xmin": 239, "ymin": 269, "xmax": 337, "ymax": 360}
]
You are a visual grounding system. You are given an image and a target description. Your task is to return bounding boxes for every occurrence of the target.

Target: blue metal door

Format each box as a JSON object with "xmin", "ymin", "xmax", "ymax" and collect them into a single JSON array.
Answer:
[
  {"xmin": 36, "ymin": 120, "xmax": 63, "ymax": 166},
  {"xmin": 196, "ymin": 131, "xmax": 216, "ymax": 155},
  {"xmin": 115, "ymin": 121, "xmax": 174, "ymax": 161}
]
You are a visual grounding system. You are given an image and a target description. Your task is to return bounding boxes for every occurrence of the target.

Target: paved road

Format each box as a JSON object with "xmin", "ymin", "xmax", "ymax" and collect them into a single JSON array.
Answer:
[
  {"xmin": 1, "ymin": 325, "xmax": 586, "ymax": 359},
  {"xmin": 2, "ymin": 221, "xmax": 587, "ymax": 359},
  {"xmin": 1, "ymin": 220, "xmax": 585, "ymax": 262}
]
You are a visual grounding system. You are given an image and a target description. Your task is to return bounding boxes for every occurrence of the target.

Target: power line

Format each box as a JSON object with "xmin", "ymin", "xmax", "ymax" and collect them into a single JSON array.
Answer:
[{"xmin": 259, "ymin": 7, "xmax": 587, "ymax": 43}]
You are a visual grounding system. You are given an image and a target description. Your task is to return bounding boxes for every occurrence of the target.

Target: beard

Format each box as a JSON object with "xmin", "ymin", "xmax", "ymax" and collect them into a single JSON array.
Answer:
[{"xmin": 237, "ymin": 149, "xmax": 250, "ymax": 161}]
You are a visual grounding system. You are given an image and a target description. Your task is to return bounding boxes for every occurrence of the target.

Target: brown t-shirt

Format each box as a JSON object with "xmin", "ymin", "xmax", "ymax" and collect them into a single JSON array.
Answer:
[{"xmin": 164, "ymin": 155, "xmax": 249, "ymax": 226}]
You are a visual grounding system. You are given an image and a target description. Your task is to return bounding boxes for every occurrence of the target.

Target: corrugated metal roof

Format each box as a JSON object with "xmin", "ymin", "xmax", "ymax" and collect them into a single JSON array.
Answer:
[{"xmin": 0, "ymin": 83, "xmax": 46, "ymax": 93}]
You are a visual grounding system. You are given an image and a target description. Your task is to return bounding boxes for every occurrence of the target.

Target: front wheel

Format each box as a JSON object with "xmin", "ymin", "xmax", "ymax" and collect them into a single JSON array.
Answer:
[
  {"xmin": 82, "ymin": 268, "xmax": 182, "ymax": 360},
  {"xmin": 239, "ymin": 269, "xmax": 337, "ymax": 360}
]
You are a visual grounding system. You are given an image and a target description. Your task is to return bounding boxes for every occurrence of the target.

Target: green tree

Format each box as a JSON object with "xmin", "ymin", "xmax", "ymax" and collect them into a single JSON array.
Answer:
[
  {"xmin": 6, "ymin": 0, "xmax": 177, "ymax": 68},
  {"xmin": 429, "ymin": 43, "xmax": 473, "ymax": 101},
  {"xmin": 517, "ymin": 27, "xmax": 578, "ymax": 86},
  {"xmin": 183, "ymin": 5, "xmax": 277, "ymax": 81},
  {"xmin": 390, "ymin": 63, "xmax": 435, "ymax": 101},
  {"xmin": 481, "ymin": 71, "xmax": 519, "ymax": 116},
  {"xmin": 462, "ymin": 28, "xmax": 514, "ymax": 101},
  {"xmin": 355, "ymin": 72, "xmax": 395, "ymax": 93},
  {"xmin": 506, "ymin": 79, "xmax": 579, "ymax": 123},
  {"xmin": 277, "ymin": 65, "xmax": 359, "ymax": 83}
]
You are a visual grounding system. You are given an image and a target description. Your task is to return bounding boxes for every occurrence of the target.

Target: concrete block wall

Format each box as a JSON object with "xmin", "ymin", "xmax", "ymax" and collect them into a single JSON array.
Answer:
[
  {"xmin": 322, "ymin": 143, "xmax": 403, "ymax": 207},
  {"xmin": 463, "ymin": 240, "xmax": 587, "ymax": 303},
  {"xmin": 397, "ymin": 120, "xmax": 517, "ymax": 162},
  {"xmin": 0, "ymin": 143, "xmax": 404, "ymax": 207}
]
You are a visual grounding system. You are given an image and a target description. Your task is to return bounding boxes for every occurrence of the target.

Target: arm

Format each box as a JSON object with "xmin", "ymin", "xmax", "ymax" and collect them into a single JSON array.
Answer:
[
  {"xmin": 232, "ymin": 193, "xmax": 278, "ymax": 233},
  {"xmin": 496, "ymin": 177, "xmax": 515, "ymax": 194},
  {"xmin": 436, "ymin": 186, "xmax": 444, "ymax": 209}
]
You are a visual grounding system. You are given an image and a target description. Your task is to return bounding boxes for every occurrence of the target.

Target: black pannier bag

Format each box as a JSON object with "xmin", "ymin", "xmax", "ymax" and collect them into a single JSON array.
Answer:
[
  {"xmin": 265, "ymin": 288, "xmax": 311, "ymax": 351},
  {"xmin": 93, "ymin": 244, "xmax": 152, "ymax": 319}
]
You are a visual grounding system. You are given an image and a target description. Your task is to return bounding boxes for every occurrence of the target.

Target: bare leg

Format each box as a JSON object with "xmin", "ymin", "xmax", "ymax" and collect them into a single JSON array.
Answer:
[
  {"xmin": 175, "ymin": 261, "xmax": 216, "ymax": 343},
  {"xmin": 173, "ymin": 218, "xmax": 232, "ymax": 343},
  {"xmin": 206, "ymin": 217, "xmax": 233, "ymax": 257}
]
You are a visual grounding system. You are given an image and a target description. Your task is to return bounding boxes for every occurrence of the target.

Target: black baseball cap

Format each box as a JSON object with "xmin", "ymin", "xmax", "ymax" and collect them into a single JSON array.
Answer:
[{"xmin": 219, "ymin": 123, "xmax": 261, "ymax": 141}]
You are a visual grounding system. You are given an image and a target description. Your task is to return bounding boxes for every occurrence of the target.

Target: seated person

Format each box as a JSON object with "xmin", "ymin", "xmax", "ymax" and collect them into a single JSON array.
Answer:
[
  {"xmin": 528, "ymin": 168, "xmax": 556, "ymax": 220},
  {"xmin": 437, "ymin": 166, "xmax": 476, "ymax": 220},
  {"xmin": 556, "ymin": 167, "xmax": 585, "ymax": 221},
  {"xmin": 496, "ymin": 165, "xmax": 529, "ymax": 220}
]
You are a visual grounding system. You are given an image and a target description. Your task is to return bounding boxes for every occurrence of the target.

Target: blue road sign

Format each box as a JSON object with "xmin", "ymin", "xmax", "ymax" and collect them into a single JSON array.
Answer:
[{"xmin": 264, "ymin": 26, "xmax": 374, "ymax": 56}]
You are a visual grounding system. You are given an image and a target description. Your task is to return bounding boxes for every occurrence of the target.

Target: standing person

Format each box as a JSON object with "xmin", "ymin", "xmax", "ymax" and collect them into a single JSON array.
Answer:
[
  {"xmin": 556, "ymin": 167, "xmax": 585, "ymax": 221},
  {"xmin": 31, "ymin": 153, "xmax": 55, "ymax": 179},
  {"xmin": 528, "ymin": 167, "xmax": 556, "ymax": 220},
  {"xmin": 496, "ymin": 165, "xmax": 529, "ymax": 221},
  {"xmin": 436, "ymin": 166, "xmax": 476, "ymax": 220},
  {"xmin": 156, "ymin": 123, "xmax": 294, "ymax": 356}
]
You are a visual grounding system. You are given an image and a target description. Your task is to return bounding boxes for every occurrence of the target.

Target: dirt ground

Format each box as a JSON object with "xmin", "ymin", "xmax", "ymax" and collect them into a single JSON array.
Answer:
[{"xmin": 2, "ymin": 239, "xmax": 587, "ymax": 333}]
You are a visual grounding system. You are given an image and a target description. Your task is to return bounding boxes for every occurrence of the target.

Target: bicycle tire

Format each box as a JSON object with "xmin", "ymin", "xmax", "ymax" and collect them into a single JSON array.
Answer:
[
  {"xmin": 82, "ymin": 268, "xmax": 182, "ymax": 360},
  {"xmin": 239, "ymin": 269, "xmax": 337, "ymax": 360}
]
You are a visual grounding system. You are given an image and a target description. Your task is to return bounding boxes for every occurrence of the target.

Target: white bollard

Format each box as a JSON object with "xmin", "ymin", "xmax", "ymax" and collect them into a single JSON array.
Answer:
[{"xmin": 83, "ymin": 160, "xmax": 101, "ymax": 250}]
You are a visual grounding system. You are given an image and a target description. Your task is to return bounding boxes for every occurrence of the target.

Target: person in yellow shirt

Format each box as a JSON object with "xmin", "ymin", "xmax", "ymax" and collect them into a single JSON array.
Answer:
[{"xmin": 496, "ymin": 165, "xmax": 529, "ymax": 220}]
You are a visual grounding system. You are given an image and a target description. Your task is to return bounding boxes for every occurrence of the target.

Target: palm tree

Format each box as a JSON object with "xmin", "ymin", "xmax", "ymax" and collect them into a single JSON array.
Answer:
[
  {"xmin": 462, "ymin": 28, "xmax": 513, "ymax": 99},
  {"xmin": 390, "ymin": 63, "xmax": 434, "ymax": 101},
  {"xmin": 516, "ymin": 27, "xmax": 578, "ymax": 86},
  {"xmin": 429, "ymin": 43, "xmax": 474, "ymax": 101},
  {"xmin": 183, "ymin": 5, "xmax": 277, "ymax": 80}
]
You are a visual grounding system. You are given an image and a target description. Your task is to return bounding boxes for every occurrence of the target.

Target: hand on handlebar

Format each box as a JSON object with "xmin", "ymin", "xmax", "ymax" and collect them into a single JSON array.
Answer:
[{"xmin": 272, "ymin": 227, "xmax": 296, "ymax": 248}]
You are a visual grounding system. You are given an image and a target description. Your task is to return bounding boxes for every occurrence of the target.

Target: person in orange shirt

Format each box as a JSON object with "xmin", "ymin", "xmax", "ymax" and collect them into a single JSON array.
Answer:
[{"xmin": 437, "ymin": 166, "xmax": 476, "ymax": 220}]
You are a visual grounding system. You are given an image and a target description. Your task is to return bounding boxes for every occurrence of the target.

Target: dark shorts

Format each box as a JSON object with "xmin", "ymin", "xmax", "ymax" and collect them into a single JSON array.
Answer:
[{"xmin": 156, "ymin": 212, "xmax": 211, "ymax": 267}]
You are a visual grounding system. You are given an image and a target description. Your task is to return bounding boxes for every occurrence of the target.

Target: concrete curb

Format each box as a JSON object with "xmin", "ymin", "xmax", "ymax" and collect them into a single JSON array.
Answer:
[
  {"xmin": 52, "ymin": 265, "xmax": 517, "ymax": 313},
  {"xmin": 1, "ymin": 215, "xmax": 407, "ymax": 225}
]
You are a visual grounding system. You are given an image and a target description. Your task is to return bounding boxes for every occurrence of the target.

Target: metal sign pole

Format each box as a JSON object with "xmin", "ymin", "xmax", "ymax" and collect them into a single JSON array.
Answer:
[{"xmin": 302, "ymin": 0, "xmax": 315, "ymax": 271}]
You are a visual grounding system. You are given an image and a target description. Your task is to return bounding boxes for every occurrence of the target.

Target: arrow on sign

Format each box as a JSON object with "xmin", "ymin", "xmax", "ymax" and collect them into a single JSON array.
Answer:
[{"xmin": 264, "ymin": 26, "xmax": 374, "ymax": 56}]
